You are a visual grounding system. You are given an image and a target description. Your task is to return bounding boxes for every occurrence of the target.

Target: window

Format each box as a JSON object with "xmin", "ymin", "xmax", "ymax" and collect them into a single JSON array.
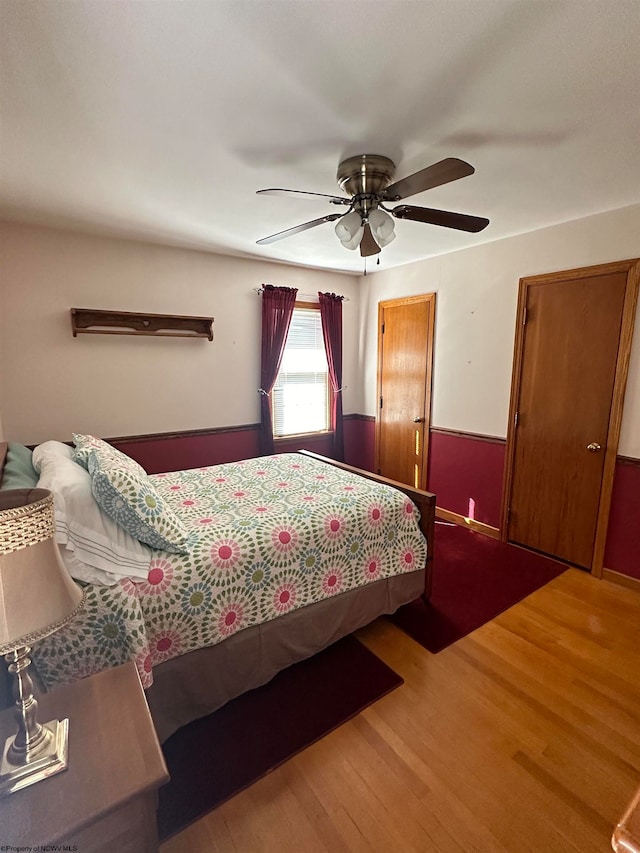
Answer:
[{"xmin": 272, "ymin": 305, "xmax": 330, "ymax": 437}]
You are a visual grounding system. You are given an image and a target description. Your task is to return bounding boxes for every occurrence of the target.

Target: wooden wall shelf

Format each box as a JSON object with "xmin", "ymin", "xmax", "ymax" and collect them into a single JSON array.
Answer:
[{"xmin": 70, "ymin": 309, "xmax": 214, "ymax": 340}]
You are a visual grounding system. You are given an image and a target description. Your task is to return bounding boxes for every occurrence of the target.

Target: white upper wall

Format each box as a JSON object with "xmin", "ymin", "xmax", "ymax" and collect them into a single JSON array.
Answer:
[
  {"xmin": 2, "ymin": 206, "xmax": 639, "ymax": 457},
  {"xmin": 0, "ymin": 222, "xmax": 361, "ymax": 444},
  {"xmin": 359, "ymin": 204, "xmax": 640, "ymax": 457}
]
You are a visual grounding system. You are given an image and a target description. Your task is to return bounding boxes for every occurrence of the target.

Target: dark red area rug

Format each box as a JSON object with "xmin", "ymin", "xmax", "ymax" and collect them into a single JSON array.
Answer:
[
  {"xmin": 157, "ymin": 635, "xmax": 402, "ymax": 841},
  {"xmin": 389, "ymin": 521, "xmax": 567, "ymax": 653}
]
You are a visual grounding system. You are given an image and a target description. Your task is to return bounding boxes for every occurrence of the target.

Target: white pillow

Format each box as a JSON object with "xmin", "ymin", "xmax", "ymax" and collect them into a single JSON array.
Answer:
[{"xmin": 32, "ymin": 441, "xmax": 152, "ymax": 585}]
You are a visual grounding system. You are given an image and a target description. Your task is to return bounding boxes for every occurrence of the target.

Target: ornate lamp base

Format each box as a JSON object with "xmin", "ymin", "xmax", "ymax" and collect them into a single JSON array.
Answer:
[
  {"xmin": 0, "ymin": 720, "xmax": 69, "ymax": 797},
  {"xmin": 0, "ymin": 717, "xmax": 69, "ymax": 796}
]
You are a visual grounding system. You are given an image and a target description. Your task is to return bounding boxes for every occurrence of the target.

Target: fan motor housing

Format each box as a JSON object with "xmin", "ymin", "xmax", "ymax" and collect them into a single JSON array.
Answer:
[{"xmin": 337, "ymin": 154, "xmax": 396, "ymax": 197}]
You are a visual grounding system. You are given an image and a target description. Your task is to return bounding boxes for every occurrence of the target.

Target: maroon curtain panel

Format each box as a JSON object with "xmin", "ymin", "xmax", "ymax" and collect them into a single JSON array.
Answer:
[
  {"xmin": 319, "ymin": 291, "xmax": 345, "ymax": 461},
  {"xmin": 259, "ymin": 285, "xmax": 298, "ymax": 455}
]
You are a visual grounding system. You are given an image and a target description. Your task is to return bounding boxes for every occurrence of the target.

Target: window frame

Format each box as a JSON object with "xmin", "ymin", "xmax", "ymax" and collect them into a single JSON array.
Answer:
[{"xmin": 271, "ymin": 301, "xmax": 333, "ymax": 442}]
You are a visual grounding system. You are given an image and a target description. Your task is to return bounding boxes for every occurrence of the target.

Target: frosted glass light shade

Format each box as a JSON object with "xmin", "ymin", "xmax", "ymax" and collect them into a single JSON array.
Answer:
[
  {"xmin": 335, "ymin": 210, "xmax": 364, "ymax": 250},
  {"xmin": 368, "ymin": 208, "xmax": 396, "ymax": 247}
]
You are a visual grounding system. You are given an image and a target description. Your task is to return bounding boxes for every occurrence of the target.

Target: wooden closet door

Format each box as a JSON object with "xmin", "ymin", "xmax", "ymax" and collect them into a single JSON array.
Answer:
[
  {"xmin": 503, "ymin": 260, "xmax": 639, "ymax": 571},
  {"xmin": 376, "ymin": 294, "xmax": 435, "ymax": 490}
]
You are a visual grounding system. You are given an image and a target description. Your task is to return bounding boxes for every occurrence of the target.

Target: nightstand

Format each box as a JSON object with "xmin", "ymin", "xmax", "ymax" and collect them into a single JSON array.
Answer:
[{"xmin": 0, "ymin": 661, "xmax": 169, "ymax": 852}]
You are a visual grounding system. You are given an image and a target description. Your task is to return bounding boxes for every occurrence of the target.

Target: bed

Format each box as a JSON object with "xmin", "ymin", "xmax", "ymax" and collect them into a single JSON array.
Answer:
[{"xmin": 0, "ymin": 438, "xmax": 435, "ymax": 742}]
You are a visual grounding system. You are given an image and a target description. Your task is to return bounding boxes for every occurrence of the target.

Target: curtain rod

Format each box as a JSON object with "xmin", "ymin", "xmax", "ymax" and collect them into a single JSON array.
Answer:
[{"xmin": 253, "ymin": 287, "xmax": 348, "ymax": 301}]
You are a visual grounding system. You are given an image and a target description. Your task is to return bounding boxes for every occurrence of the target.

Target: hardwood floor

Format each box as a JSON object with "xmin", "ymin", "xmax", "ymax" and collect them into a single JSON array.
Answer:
[{"xmin": 160, "ymin": 569, "xmax": 640, "ymax": 852}]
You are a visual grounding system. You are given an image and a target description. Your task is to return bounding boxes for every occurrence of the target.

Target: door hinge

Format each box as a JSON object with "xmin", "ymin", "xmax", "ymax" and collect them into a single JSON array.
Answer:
[
  {"xmin": 506, "ymin": 507, "xmax": 511, "ymax": 524},
  {"xmin": 514, "ymin": 411, "xmax": 519, "ymax": 427},
  {"xmin": 522, "ymin": 305, "xmax": 528, "ymax": 326},
  {"xmin": 379, "ymin": 396, "xmax": 383, "ymax": 410},
  {"xmin": 381, "ymin": 323, "xmax": 385, "ymax": 335}
]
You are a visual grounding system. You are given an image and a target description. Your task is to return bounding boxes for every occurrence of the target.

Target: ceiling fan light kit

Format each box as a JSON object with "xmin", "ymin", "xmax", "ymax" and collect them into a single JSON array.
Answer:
[{"xmin": 257, "ymin": 154, "xmax": 489, "ymax": 259}]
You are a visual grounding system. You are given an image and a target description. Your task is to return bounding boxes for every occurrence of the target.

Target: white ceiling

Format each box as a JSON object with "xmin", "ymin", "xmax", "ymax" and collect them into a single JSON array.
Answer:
[{"xmin": 1, "ymin": 1, "xmax": 639, "ymax": 275}]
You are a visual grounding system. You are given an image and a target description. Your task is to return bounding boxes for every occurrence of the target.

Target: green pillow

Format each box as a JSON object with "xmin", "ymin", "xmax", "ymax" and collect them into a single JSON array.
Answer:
[{"xmin": 0, "ymin": 443, "xmax": 39, "ymax": 490}]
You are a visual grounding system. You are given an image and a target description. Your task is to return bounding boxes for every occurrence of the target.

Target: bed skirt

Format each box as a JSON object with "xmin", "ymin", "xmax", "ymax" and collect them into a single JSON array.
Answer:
[{"xmin": 146, "ymin": 568, "xmax": 423, "ymax": 742}]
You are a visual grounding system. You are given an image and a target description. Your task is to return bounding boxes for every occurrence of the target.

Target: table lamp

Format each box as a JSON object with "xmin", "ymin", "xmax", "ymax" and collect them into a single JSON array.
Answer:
[{"xmin": 0, "ymin": 488, "xmax": 84, "ymax": 796}]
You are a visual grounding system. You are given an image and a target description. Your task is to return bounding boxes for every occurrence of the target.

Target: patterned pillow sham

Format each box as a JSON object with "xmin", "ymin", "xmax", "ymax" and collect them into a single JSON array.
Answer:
[
  {"xmin": 73, "ymin": 435, "xmax": 189, "ymax": 554},
  {"xmin": 33, "ymin": 440, "xmax": 152, "ymax": 585},
  {"xmin": 73, "ymin": 433, "xmax": 146, "ymax": 478}
]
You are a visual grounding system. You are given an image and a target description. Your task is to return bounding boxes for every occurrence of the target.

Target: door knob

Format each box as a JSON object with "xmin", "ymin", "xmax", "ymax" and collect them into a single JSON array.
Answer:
[
  {"xmin": 586, "ymin": 442, "xmax": 602, "ymax": 452},
  {"xmin": 413, "ymin": 417, "xmax": 425, "ymax": 423}
]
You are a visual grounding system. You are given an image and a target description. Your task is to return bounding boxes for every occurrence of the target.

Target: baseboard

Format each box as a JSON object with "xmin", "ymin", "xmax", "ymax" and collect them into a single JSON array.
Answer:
[
  {"xmin": 602, "ymin": 568, "xmax": 640, "ymax": 592},
  {"xmin": 435, "ymin": 507, "xmax": 501, "ymax": 540}
]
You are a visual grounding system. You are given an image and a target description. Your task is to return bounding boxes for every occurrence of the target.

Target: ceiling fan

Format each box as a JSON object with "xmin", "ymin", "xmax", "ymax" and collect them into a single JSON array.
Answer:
[{"xmin": 256, "ymin": 155, "xmax": 489, "ymax": 257}]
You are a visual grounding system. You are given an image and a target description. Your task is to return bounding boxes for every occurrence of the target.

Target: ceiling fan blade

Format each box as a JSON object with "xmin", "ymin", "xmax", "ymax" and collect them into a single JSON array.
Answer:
[
  {"xmin": 381, "ymin": 158, "xmax": 475, "ymax": 202},
  {"xmin": 256, "ymin": 213, "xmax": 342, "ymax": 245},
  {"xmin": 360, "ymin": 223, "xmax": 381, "ymax": 257},
  {"xmin": 392, "ymin": 205, "xmax": 489, "ymax": 233},
  {"xmin": 257, "ymin": 188, "xmax": 351, "ymax": 206}
]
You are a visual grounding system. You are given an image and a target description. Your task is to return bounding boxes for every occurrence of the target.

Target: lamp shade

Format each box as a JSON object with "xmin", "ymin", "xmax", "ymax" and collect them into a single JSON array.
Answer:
[
  {"xmin": 335, "ymin": 210, "xmax": 364, "ymax": 250},
  {"xmin": 368, "ymin": 208, "xmax": 396, "ymax": 248},
  {"xmin": 0, "ymin": 489, "xmax": 83, "ymax": 654}
]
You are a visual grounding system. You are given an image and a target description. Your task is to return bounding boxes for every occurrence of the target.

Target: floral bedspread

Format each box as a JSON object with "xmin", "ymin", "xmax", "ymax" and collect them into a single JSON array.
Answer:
[{"xmin": 34, "ymin": 453, "xmax": 427, "ymax": 690}]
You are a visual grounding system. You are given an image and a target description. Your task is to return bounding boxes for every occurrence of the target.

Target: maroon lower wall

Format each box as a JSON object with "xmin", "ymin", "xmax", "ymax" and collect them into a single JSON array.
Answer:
[
  {"xmin": 604, "ymin": 459, "xmax": 640, "ymax": 581},
  {"xmin": 112, "ymin": 417, "xmax": 639, "ymax": 581},
  {"xmin": 426, "ymin": 429, "xmax": 639, "ymax": 580},
  {"xmin": 113, "ymin": 426, "xmax": 261, "ymax": 474},
  {"xmin": 428, "ymin": 430, "xmax": 505, "ymax": 528},
  {"xmin": 344, "ymin": 415, "xmax": 376, "ymax": 472},
  {"xmin": 112, "ymin": 415, "xmax": 375, "ymax": 475},
  {"xmin": 425, "ymin": 428, "xmax": 639, "ymax": 580}
]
